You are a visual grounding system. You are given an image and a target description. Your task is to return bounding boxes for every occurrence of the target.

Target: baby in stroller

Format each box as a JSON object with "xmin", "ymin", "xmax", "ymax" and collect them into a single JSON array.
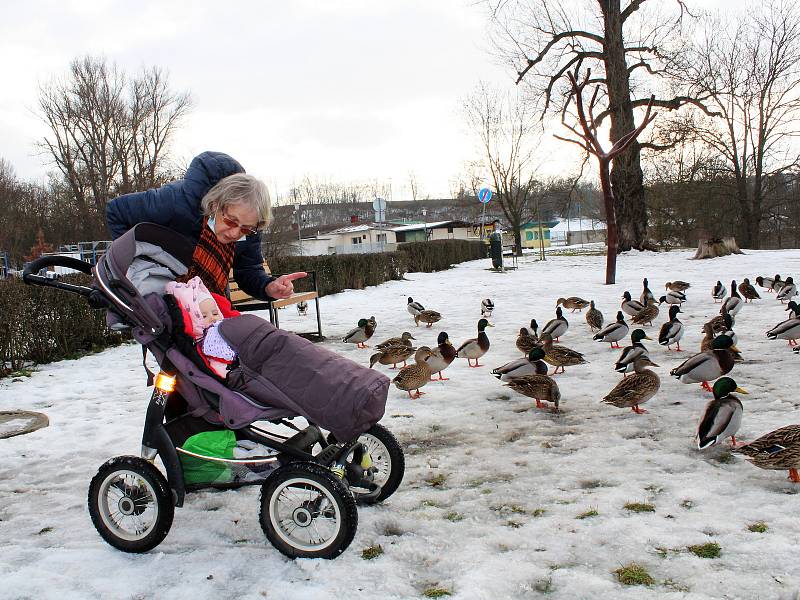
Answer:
[{"xmin": 23, "ymin": 222, "xmax": 405, "ymax": 560}]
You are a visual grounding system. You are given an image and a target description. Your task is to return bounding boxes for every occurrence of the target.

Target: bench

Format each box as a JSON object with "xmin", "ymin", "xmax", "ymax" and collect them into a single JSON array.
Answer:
[{"xmin": 228, "ymin": 266, "xmax": 324, "ymax": 341}]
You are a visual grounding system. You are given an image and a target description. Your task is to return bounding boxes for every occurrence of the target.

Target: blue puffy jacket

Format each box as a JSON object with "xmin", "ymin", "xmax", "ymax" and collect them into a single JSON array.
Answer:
[{"xmin": 106, "ymin": 151, "xmax": 274, "ymax": 300}]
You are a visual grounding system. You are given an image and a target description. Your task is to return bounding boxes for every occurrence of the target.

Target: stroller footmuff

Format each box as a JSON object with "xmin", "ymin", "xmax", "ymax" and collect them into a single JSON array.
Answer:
[{"xmin": 23, "ymin": 222, "xmax": 405, "ymax": 559}]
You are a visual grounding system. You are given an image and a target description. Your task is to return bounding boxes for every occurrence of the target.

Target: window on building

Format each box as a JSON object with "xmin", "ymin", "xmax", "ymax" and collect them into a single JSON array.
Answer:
[
  {"xmin": 525, "ymin": 231, "xmax": 533, "ymax": 241},
  {"xmin": 351, "ymin": 237, "xmax": 362, "ymax": 245},
  {"xmin": 544, "ymin": 230, "xmax": 550, "ymax": 239},
  {"xmin": 447, "ymin": 225, "xmax": 453, "ymax": 233},
  {"xmin": 376, "ymin": 233, "xmax": 387, "ymax": 243}
]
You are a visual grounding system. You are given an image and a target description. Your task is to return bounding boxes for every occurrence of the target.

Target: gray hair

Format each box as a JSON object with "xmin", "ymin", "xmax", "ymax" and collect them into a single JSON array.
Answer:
[{"xmin": 201, "ymin": 173, "xmax": 271, "ymax": 226}]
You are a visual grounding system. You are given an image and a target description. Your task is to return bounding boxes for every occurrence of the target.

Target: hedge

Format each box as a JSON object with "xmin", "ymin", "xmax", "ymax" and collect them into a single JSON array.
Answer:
[
  {"xmin": 268, "ymin": 239, "xmax": 487, "ymax": 297},
  {"xmin": 0, "ymin": 274, "xmax": 128, "ymax": 377},
  {"xmin": 0, "ymin": 239, "xmax": 486, "ymax": 377}
]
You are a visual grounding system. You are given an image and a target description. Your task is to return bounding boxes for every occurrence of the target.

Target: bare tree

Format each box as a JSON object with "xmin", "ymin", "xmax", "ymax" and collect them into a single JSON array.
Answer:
[
  {"xmin": 681, "ymin": 2, "xmax": 800, "ymax": 248},
  {"xmin": 37, "ymin": 56, "xmax": 191, "ymax": 238},
  {"xmin": 408, "ymin": 171, "xmax": 419, "ymax": 201},
  {"xmin": 488, "ymin": 0, "xmax": 717, "ymax": 251},
  {"xmin": 464, "ymin": 83, "xmax": 546, "ymax": 255},
  {"xmin": 556, "ymin": 70, "xmax": 656, "ymax": 283}
]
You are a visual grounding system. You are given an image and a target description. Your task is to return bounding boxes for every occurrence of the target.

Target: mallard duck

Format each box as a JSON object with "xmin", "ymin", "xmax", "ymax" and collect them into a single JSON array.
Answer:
[
  {"xmin": 601, "ymin": 356, "xmax": 660, "ymax": 414},
  {"xmin": 407, "ymin": 297, "xmax": 425, "ymax": 317},
  {"xmin": 640, "ymin": 278, "xmax": 655, "ymax": 305},
  {"xmin": 296, "ymin": 300, "xmax": 308, "ymax": 316},
  {"xmin": 658, "ymin": 290, "xmax": 686, "ymax": 305},
  {"xmin": 621, "ymin": 291, "xmax": 645, "ymax": 317},
  {"xmin": 414, "ymin": 309, "xmax": 443, "ymax": 328},
  {"xmin": 756, "ymin": 275, "xmax": 777, "ymax": 293},
  {"xmin": 542, "ymin": 307, "xmax": 569, "ymax": 341},
  {"xmin": 369, "ymin": 344, "xmax": 416, "ymax": 369},
  {"xmin": 585, "ymin": 301, "xmax": 604, "ymax": 331},
  {"xmin": 614, "ymin": 329, "xmax": 651, "ymax": 375},
  {"xmin": 733, "ymin": 424, "xmax": 800, "ymax": 483},
  {"xmin": 424, "ymin": 331, "xmax": 457, "ymax": 380},
  {"xmin": 456, "ymin": 318, "xmax": 493, "ymax": 367},
  {"xmin": 777, "ymin": 276, "xmax": 798, "ymax": 303},
  {"xmin": 539, "ymin": 333, "xmax": 587, "ymax": 375},
  {"xmin": 712, "ymin": 281, "xmax": 727, "ymax": 303},
  {"xmin": 772, "ymin": 274, "xmax": 786, "ymax": 292},
  {"xmin": 557, "ymin": 297, "xmax": 590, "ymax": 313},
  {"xmin": 376, "ymin": 332, "xmax": 415, "ymax": 350},
  {"xmin": 505, "ymin": 371, "xmax": 562, "ymax": 412},
  {"xmin": 516, "ymin": 327, "xmax": 539, "ymax": 355},
  {"xmin": 493, "ymin": 346, "xmax": 549, "ymax": 381},
  {"xmin": 737, "ymin": 278, "xmax": 760, "ymax": 302},
  {"xmin": 722, "ymin": 281, "xmax": 743, "ymax": 316},
  {"xmin": 342, "ymin": 318, "xmax": 375, "ymax": 348},
  {"xmin": 670, "ymin": 334, "xmax": 740, "ymax": 392},
  {"xmin": 658, "ymin": 305, "xmax": 684, "ymax": 351},
  {"xmin": 481, "ymin": 298, "xmax": 495, "ymax": 317},
  {"xmin": 697, "ymin": 377, "xmax": 748, "ymax": 449},
  {"xmin": 632, "ymin": 297, "xmax": 659, "ymax": 326},
  {"xmin": 593, "ymin": 311, "xmax": 629, "ymax": 349},
  {"xmin": 666, "ymin": 281, "xmax": 691, "ymax": 292},
  {"xmin": 367, "ymin": 315, "xmax": 377, "ymax": 328},
  {"xmin": 392, "ymin": 346, "xmax": 433, "ymax": 398},
  {"xmin": 766, "ymin": 304, "xmax": 800, "ymax": 346},
  {"xmin": 707, "ymin": 307, "xmax": 735, "ymax": 335}
]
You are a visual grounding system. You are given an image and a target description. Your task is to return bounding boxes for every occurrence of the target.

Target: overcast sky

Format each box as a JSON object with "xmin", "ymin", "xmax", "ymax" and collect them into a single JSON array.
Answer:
[{"xmin": 0, "ymin": 0, "xmax": 742, "ymax": 202}]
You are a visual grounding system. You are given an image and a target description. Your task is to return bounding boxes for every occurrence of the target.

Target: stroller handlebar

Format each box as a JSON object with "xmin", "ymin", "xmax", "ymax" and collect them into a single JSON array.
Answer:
[
  {"xmin": 23, "ymin": 254, "xmax": 94, "ymax": 279},
  {"xmin": 22, "ymin": 254, "xmax": 103, "ymax": 303}
]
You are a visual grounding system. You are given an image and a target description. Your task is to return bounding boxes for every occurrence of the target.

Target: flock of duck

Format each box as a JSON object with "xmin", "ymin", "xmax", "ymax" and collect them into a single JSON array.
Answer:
[{"xmin": 340, "ymin": 275, "xmax": 800, "ymax": 484}]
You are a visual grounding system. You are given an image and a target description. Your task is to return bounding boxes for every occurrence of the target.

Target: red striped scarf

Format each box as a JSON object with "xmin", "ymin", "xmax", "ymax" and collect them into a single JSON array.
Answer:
[{"xmin": 178, "ymin": 218, "xmax": 234, "ymax": 296}]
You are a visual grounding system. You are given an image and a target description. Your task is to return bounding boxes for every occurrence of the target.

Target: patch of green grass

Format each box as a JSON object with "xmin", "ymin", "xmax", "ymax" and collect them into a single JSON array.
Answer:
[
  {"xmin": 421, "ymin": 499, "xmax": 442, "ymax": 508},
  {"xmin": 37, "ymin": 527, "xmax": 53, "ymax": 535},
  {"xmin": 361, "ymin": 544, "xmax": 384, "ymax": 560},
  {"xmin": 748, "ymin": 521, "xmax": 768, "ymax": 533},
  {"xmin": 423, "ymin": 587, "xmax": 452, "ymax": 598},
  {"xmin": 445, "ymin": 512, "xmax": 463, "ymax": 522},
  {"xmin": 506, "ymin": 520, "xmax": 523, "ymax": 529},
  {"xmin": 624, "ymin": 502, "xmax": 655, "ymax": 513},
  {"xmin": 429, "ymin": 424, "xmax": 442, "ymax": 433},
  {"xmin": 533, "ymin": 577, "xmax": 554, "ymax": 593},
  {"xmin": 10, "ymin": 368, "xmax": 35, "ymax": 378},
  {"xmin": 614, "ymin": 563, "xmax": 655, "ymax": 586},
  {"xmin": 663, "ymin": 579, "xmax": 690, "ymax": 592},
  {"xmin": 531, "ymin": 508, "xmax": 547, "ymax": 517},
  {"xmin": 680, "ymin": 499, "xmax": 694, "ymax": 510},
  {"xmin": 426, "ymin": 473, "xmax": 447, "ymax": 488},
  {"xmin": 480, "ymin": 488, "xmax": 492, "ymax": 495},
  {"xmin": 576, "ymin": 508, "xmax": 599, "ymax": 519},
  {"xmin": 715, "ymin": 451, "xmax": 735, "ymax": 464},
  {"xmin": 687, "ymin": 542, "xmax": 721, "ymax": 559}
]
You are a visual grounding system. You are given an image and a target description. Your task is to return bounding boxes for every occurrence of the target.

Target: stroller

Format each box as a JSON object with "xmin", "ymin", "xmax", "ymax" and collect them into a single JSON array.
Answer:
[{"xmin": 23, "ymin": 223, "xmax": 405, "ymax": 559}]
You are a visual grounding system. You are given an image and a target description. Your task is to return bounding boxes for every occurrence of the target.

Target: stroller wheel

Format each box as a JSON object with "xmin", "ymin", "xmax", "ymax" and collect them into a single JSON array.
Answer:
[
  {"xmin": 259, "ymin": 462, "xmax": 357, "ymax": 559},
  {"xmin": 329, "ymin": 424, "xmax": 405, "ymax": 505},
  {"xmin": 88, "ymin": 456, "xmax": 174, "ymax": 553}
]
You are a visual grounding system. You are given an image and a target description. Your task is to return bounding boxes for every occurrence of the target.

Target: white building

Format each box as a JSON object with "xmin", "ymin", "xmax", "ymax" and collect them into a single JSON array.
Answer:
[
  {"xmin": 294, "ymin": 224, "xmax": 397, "ymax": 256},
  {"xmin": 550, "ymin": 218, "xmax": 606, "ymax": 246}
]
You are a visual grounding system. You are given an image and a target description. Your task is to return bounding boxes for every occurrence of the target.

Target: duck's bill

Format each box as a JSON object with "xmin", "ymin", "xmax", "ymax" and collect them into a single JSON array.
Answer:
[
  {"xmin": 643, "ymin": 335, "xmax": 652, "ymax": 340},
  {"xmin": 735, "ymin": 386, "xmax": 749, "ymax": 394},
  {"xmin": 730, "ymin": 345, "xmax": 741, "ymax": 353},
  {"xmin": 486, "ymin": 323, "xmax": 495, "ymax": 327}
]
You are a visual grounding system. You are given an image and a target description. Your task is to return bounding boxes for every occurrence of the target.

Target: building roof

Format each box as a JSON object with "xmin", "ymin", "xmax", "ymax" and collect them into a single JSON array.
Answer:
[
  {"xmin": 389, "ymin": 220, "xmax": 458, "ymax": 232},
  {"xmin": 326, "ymin": 223, "xmax": 393, "ymax": 235},
  {"xmin": 550, "ymin": 218, "xmax": 606, "ymax": 234}
]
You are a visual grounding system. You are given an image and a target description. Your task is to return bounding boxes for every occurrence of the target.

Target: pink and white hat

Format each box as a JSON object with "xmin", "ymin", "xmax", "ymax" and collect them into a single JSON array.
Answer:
[{"xmin": 165, "ymin": 276, "xmax": 216, "ymax": 339}]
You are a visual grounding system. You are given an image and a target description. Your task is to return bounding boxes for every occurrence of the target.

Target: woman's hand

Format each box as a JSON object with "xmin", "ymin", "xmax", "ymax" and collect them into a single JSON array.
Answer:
[{"xmin": 266, "ymin": 272, "xmax": 307, "ymax": 299}]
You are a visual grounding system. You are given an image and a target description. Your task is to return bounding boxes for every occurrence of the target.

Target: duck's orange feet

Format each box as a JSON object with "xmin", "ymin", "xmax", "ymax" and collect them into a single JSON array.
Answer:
[
  {"xmin": 701, "ymin": 381, "xmax": 713, "ymax": 392},
  {"xmin": 535, "ymin": 399, "xmax": 544, "ymax": 409},
  {"xmin": 631, "ymin": 405, "xmax": 648, "ymax": 414},
  {"xmin": 789, "ymin": 468, "xmax": 800, "ymax": 483},
  {"xmin": 729, "ymin": 435, "xmax": 744, "ymax": 448},
  {"xmin": 437, "ymin": 373, "xmax": 449, "ymax": 380}
]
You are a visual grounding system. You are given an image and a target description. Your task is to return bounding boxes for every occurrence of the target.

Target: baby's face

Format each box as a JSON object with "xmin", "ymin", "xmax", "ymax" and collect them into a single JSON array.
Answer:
[{"xmin": 199, "ymin": 298, "xmax": 223, "ymax": 328}]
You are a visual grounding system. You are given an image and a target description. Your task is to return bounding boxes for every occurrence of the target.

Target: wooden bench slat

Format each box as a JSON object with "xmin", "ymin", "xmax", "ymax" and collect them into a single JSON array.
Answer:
[{"xmin": 271, "ymin": 291, "xmax": 318, "ymax": 309}]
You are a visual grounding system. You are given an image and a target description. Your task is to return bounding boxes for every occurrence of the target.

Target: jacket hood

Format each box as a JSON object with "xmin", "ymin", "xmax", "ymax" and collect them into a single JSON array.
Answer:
[{"xmin": 183, "ymin": 151, "xmax": 246, "ymax": 203}]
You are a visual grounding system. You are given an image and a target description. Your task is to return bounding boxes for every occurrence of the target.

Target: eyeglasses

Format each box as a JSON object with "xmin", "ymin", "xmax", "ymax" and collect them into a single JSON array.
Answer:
[{"xmin": 219, "ymin": 209, "xmax": 261, "ymax": 236}]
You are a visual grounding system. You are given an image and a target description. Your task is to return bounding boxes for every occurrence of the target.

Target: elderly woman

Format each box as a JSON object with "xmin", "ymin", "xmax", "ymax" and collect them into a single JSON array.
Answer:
[{"xmin": 106, "ymin": 151, "xmax": 304, "ymax": 300}]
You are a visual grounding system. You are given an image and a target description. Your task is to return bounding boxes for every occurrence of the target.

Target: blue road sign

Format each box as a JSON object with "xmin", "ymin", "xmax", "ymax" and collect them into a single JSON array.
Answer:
[{"xmin": 478, "ymin": 188, "xmax": 492, "ymax": 203}]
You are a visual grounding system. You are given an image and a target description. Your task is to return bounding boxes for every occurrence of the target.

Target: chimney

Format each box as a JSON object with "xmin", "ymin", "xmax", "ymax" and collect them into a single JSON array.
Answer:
[{"xmin": 350, "ymin": 215, "xmax": 359, "ymax": 223}]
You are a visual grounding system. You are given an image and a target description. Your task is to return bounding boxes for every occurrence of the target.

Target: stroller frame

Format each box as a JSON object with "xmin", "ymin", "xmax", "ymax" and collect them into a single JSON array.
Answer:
[{"xmin": 23, "ymin": 225, "xmax": 404, "ymax": 559}]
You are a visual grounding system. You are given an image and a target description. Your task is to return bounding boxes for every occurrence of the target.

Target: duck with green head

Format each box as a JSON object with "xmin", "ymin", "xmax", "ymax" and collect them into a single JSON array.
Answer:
[
  {"xmin": 424, "ymin": 332, "xmax": 457, "ymax": 380},
  {"xmin": 670, "ymin": 334, "xmax": 741, "ymax": 392},
  {"xmin": 614, "ymin": 329, "xmax": 651, "ymax": 376},
  {"xmin": 697, "ymin": 377, "xmax": 748, "ymax": 449},
  {"xmin": 492, "ymin": 346, "xmax": 549, "ymax": 382},
  {"xmin": 342, "ymin": 318, "xmax": 375, "ymax": 349},
  {"xmin": 456, "ymin": 318, "xmax": 493, "ymax": 367}
]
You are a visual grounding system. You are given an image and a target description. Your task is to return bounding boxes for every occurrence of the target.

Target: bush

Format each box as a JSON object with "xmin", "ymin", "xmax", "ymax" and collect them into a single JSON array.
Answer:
[
  {"xmin": 267, "ymin": 239, "xmax": 486, "ymax": 297},
  {"xmin": 0, "ymin": 275, "xmax": 127, "ymax": 377}
]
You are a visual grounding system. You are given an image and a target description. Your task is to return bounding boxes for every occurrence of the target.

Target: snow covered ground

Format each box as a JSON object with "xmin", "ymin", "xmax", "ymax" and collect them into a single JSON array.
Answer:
[{"xmin": 2, "ymin": 247, "xmax": 800, "ymax": 600}]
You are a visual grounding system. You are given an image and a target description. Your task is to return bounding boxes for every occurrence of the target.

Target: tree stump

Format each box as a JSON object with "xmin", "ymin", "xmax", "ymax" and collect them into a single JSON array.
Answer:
[{"xmin": 693, "ymin": 237, "xmax": 744, "ymax": 259}]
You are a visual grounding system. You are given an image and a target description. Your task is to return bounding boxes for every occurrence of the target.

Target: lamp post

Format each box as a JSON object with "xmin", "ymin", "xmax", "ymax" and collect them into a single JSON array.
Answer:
[
  {"xmin": 422, "ymin": 207, "xmax": 428, "ymax": 241},
  {"xmin": 294, "ymin": 203, "xmax": 302, "ymax": 256}
]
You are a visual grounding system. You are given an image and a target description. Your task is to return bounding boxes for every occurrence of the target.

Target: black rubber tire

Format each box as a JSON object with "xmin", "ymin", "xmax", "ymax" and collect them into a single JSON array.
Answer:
[
  {"xmin": 88, "ymin": 456, "xmax": 174, "ymax": 553},
  {"xmin": 329, "ymin": 424, "xmax": 405, "ymax": 505},
  {"xmin": 259, "ymin": 462, "xmax": 357, "ymax": 559}
]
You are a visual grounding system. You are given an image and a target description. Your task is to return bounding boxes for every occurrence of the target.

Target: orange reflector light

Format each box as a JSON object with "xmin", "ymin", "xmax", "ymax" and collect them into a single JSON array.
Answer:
[{"xmin": 154, "ymin": 373, "xmax": 176, "ymax": 392}]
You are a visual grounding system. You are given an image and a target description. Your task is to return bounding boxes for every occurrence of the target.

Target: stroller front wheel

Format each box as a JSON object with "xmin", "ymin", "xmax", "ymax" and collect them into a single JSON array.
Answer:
[
  {"xmin": 259, "ymin": 462, "xmax": 357, "ymax": 559},
  {"xmin": 88, "ymin": 456, "xmax": 174, "ymax": 553}
]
